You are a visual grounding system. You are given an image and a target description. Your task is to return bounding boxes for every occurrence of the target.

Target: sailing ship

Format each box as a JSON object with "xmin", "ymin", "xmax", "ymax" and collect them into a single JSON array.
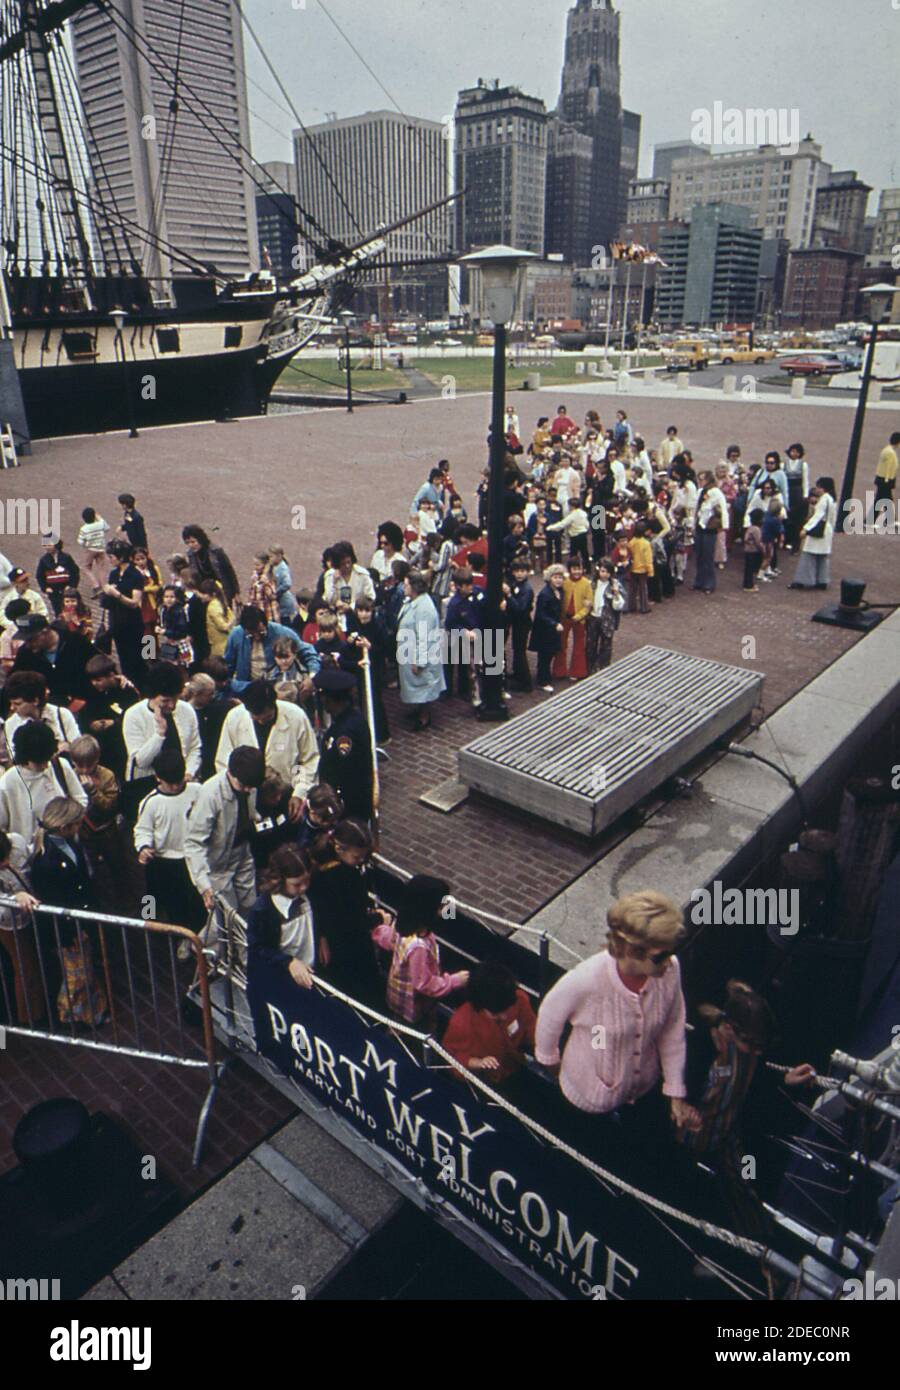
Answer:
[{"xmin": 0, "ymin": 0, "xmax": 453, "ymax": 440}]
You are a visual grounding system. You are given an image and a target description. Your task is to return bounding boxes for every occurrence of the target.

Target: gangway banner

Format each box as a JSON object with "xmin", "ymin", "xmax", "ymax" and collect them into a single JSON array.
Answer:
[{"xmin": 246, "ymin": 961, "xmax": 725, "ymax": 1300}]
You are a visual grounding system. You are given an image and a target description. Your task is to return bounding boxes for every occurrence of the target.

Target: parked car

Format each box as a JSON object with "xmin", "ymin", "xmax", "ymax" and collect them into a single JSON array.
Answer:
[
  {"xmin": 719, "ymin": 345, "xmax": 776, "ymax": 365},
  {"xmin": 777, "ymin": 354, "xmax": 844, "ymax": 377}
]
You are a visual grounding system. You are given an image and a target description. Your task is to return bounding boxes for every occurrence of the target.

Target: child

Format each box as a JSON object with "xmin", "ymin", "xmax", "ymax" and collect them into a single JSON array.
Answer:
[
  {"xmin": 346, "ymin": 596, "xmax": 390, "ymax": 744},
  {"xmin": 78, "ymin": 507, "xmax": 110, "ymax": 594},
  {"xmin": 251, "ymin": 772, "xmax": 295, "ymax": 868},
  {"xmin": 307, "ymin": 819, "xmax": 386, "ymax": 1006},
  {"xmin": 528, "ymin": 563, "xmax": 565, "ymax": 693},
  {"xmin": 371, "ymin": 872, "xmax": 468, "ymax": 1027},
  {"xmin": 314, "ymin": 609, "xmax": 351, "ymax": 670},
  {"xmin": 670, "ymin": 506, "xmax": 691, "ymax": 586},
  {"xmin": 200, "ymin": 578, "xmax": 235, "ymax": 658},
  {"xmin": 116, "ymin": 493, "xmax": 147, "ymax": 550},
  {"xmin": 627, "ymin": 522, "xmax": 653, "ymax": 614},
  {"xmin": 743, "ymin": 509, "xmax": 765, "ymax": 592},
  {"xmin": 760, "ymin": 496, "xmax": 785, "ymax": 579},
  {"xmin": 586, "ymin": 559, "xmax": 625, "ymax": 673},
  {"xmin": 133, "ymin": 748, "xmax": 204, "ymax": 930},
  {"xmin": 444, "ymin": 567, "xmax": 482, "ymax": 703},
  {"xmin": 157, "ymin": 584, "xmax": 193, "ymax": 666},
  {"xmin": 546, "ymin": 496, "xmax": 590, "ymax": 568},
  {"xmin": 527, "ymin": 494, "xmax": 548, "ymax": 575},
  {"xmin": 248, "ymin": 552, "xmax": 279, "ymax": 622},
  {"xmin": 468, "ymin": 550, "xmax": 488, "ymax": 591},
  {"xmin": 442, "ymin": 961, "xmax": 536, "ymax": 1095},
  {"xmin": 294, "ymin": 783, "xmax": 344, "ymax": 850},
  {"xmin": 552, "ymin": 557, "xmax": 592, "ymax": 681},
  {"xmin": 544, "ymin": 492, "xmax": 564, "ymax": 564},
  {"xmin": 504, "ymin": 558, "xmax": 534, "ymax": 693},
  {"xmin": 69, "ymin": 734, "xmax": 129, "ymax": 913},
  {"xmin": 59, "ymin": 587, "xmax": 93, "ymax": 639},
  {"xmin": 246, "ymin": 844, "xmax": 317, "ymax": 990}
]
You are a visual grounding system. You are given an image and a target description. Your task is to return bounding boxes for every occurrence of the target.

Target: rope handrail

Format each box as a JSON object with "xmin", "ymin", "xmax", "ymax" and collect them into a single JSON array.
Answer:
[
  {"xmin": 230, "ymin": 949, "xmax": 762, "ymax": 1259},
  {"xmin": 373, "ymin": 853, "xmax": 586, "ymax": 962}
]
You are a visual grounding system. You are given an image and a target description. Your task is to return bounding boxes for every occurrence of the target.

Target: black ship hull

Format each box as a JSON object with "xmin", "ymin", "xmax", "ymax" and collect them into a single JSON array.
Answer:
[{"xmin": 19, "ymin": 342, "xmax": 280, "ymax": 439}]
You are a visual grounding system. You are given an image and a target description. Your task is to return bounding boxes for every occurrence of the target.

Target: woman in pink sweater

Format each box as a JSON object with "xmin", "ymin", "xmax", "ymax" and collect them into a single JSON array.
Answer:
[
  {"xmin": 535, "ymin": 891, "xmax": 698, "ymax": 1137},
  {"xmin": 371, "ymin": 873, "xmax": 468, "ymax": 1027}
]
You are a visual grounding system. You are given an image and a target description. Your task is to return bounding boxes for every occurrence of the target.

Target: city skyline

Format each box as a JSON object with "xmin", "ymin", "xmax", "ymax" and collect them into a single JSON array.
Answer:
[{"xmin": 244, "ymin": 0, "xmax": 898, "ymax": 214}]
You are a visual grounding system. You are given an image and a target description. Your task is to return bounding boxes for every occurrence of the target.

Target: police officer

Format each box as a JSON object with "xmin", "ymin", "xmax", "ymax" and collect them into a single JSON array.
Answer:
[{"xmin": 315, "ymin": 668, "xmax": 374, "ymax": 823}]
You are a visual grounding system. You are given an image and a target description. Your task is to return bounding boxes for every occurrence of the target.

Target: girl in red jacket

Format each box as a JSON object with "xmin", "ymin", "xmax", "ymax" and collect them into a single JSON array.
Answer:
[{"xmin": 442, "ymin": 961, "xmax": 536, "ymax": 1092}]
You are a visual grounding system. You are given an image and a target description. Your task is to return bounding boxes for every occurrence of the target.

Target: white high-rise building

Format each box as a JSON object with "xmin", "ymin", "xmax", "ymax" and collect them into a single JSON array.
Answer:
[
  {"xmin": 293, "ymin": 111, "xmax": 450, "ymax": 265},
  {"xmin": 71, "ymin": 0, "xmax": 259, "ymax": 282},
  {"xmin": 667, "ymin": 139, "xmax": 830, "ymax": 249}
]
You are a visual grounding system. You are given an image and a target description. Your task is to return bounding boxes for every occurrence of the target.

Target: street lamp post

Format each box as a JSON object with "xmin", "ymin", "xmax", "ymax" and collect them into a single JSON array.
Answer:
[
  {"xmin": 339, "ymin": 310, "xmax": 354, "ymax": 414},
  {"xmin": 835, "ymin": 283, "xmax": 898, "ymax": 533},
  {"xmin": 460, "ymin": 245, "xmax": 536, "ymax": 722},
  {"xmin": 110, "ymin": 307, "xmax": 138, "ymax": 438}
]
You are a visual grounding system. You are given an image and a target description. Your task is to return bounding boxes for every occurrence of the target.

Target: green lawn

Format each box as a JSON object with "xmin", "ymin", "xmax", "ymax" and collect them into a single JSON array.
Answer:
[
  {"xmin": 279, "ymin": 358, "xmax": 408, "ymax": 395},
  {"xmin": 279, "ymin": 352, "xmax": 663, "ymax": 396},
  {"xmin": 416, "ymin": 354, "xmax": 663, "ymax": 393}
]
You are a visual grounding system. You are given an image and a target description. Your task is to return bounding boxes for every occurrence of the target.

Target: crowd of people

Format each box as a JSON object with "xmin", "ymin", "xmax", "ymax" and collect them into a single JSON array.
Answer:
[{"xmin": 0, "ymin": 412, "xmax": 878, "ymax": 1150}]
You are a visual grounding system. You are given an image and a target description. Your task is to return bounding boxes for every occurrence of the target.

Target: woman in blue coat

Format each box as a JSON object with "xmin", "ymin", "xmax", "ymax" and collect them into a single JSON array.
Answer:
[
  {"xmin": 528, "ymin": 563, "xmax": 566, "ymax": 693},
  {"xmin": 396, "ymin": 571, "xmax": 446, "ymax": 730}
]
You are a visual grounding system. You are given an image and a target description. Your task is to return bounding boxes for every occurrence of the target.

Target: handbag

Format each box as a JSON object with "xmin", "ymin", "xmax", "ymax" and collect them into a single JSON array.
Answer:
[{"xmin": 807, "ymin": 507, "xmax": 827, "ymax": 540}]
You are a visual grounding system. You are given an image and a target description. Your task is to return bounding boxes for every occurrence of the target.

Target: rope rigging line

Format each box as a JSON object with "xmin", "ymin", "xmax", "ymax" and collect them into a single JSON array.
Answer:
[
  {"xmin": 231, "ymin": 0, "xmax": 363, "ymax": 244},
  {"xmin": 152, "ymin": 0, "xmax": 188, "ymax": 234},
  {"xmin": 373, "ymin": 852, "xmax": 586, "ymax": 962},
  {"xmin": 104, "ymin": 2, "xmax": 335, "ymax": 261}
]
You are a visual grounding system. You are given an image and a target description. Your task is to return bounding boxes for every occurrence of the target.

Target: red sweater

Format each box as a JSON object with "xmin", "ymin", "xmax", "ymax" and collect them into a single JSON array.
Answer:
[{"xmin": 442, "ymin": 990, "xmax": 536, "ymax": 1083}]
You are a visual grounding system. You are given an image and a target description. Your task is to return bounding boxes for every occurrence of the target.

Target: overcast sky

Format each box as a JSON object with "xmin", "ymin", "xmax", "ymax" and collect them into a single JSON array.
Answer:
[{"xmin": 244, "ymin": 0, "xmax": 898, "ymax": 203}]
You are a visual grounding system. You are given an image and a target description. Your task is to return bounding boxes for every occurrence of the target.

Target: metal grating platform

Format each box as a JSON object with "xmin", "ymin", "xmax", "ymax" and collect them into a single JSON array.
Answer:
[{"xmin": 458, "ymin": 646, "xmax": 764, "ymax": 837}]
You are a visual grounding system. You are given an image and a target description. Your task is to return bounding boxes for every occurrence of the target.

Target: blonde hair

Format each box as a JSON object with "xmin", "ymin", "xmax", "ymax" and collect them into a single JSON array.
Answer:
[
  {"xmin": 35, "ymin": 795, "xmax": 85, "ymax": 853},
  {"xmin": 607, "ymin": 890, "xmax": 685, "ymax": 957},
  {"xmin": 543, "ymin": 563, "xmax": 566, "ymax": 582}
]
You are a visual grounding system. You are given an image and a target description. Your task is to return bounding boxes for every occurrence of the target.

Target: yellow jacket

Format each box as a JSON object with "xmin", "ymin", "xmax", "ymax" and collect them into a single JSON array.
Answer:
[{"xmin": 562, "ymin": 575, "xmax": 593, "ymax": 622}]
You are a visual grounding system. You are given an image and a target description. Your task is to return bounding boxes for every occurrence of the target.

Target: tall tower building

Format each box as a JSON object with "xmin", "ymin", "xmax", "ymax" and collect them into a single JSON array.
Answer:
[
  {"xmin": 545, "ymin": 117, "xmax": 594, "ymax": 264},
  {"xmin": 455, "ymin": 80, "xmax": 548, "ymax": 255},
  {"xmin": 812, "ymin": 171, "xmax": 871, "ymax": 253},
  {"xmin": 71, "ymin": 0, "xmax": 259, "ymax": 282},
  {"xmin": 294, "ymin": 111, "xmax": 451, "ymax": 318},
  {"xmin": 558, "ymin": 0, "xmax": 625, "ymax": 249}
]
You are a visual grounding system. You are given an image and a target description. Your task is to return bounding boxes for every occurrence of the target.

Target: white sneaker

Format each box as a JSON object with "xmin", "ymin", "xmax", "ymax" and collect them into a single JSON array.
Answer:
[
  {"xmin": 541, "ymin": 685, "xmax": 554, "ymax": 694},
  {"xmin": 501, "ymin": 691, "xmax": 512, "ymax": 701}
]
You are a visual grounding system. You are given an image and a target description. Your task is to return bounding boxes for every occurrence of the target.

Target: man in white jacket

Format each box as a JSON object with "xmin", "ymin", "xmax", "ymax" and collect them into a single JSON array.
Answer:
[
  {"xmin": 122, "ymin": 662, "xmax": 202, "ymax": 784},
  {"xmin": 214, "ymin": 680, "xmax": 318, "ymax": 820}
]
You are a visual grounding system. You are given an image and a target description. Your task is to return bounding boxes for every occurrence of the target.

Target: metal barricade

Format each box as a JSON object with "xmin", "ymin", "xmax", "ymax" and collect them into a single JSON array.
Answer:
[{"xmin": 0, "ymin": 897, "xmax": 224, "ymax": 1165}]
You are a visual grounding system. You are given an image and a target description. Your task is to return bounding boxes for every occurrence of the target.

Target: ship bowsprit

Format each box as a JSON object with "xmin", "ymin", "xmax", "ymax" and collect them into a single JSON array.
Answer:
[{"xmin": 457, "ymin": 646, "xmax": 765, "ymax": 837}]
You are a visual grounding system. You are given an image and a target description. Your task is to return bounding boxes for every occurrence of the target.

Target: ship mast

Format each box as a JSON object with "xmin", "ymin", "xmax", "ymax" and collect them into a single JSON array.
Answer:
[{"xmin": 18, "ymin": 0, "xmax": 95, "ymax": 304}]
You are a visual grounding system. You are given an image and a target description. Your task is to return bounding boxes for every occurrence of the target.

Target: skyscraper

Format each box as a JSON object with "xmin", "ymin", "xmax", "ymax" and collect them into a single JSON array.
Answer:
[
  {"xmin": 257, "ymin": 162, "xmax": 302, "ymax": 285},
  {"xmin": 812, "ymin": 172, "xmax": 872, "ymax": 253},
  {"xmin": 455, "ymin": 80, "xmax": 548, "ymax": 254},
  {"xmin": 656, "ymin": 204, "xmax": 762, "ymax": 327},
  {"xmin": 71, "ymin": 0, "xmax": 259, "ymax": 281},
  {"xmin": 667, "ymin": 139, "xmax": 830, "ymax": 249},
  {"xmin": 545, "ymin": 118, "xmax": 594, "ymax": 264},
  {"xmin": 557, "ymin": 0, "xmax": 626, "ymax": 250},
  {"xmin": 294, "ymin": 111, "xmax": 451, "ymax": 318}
]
